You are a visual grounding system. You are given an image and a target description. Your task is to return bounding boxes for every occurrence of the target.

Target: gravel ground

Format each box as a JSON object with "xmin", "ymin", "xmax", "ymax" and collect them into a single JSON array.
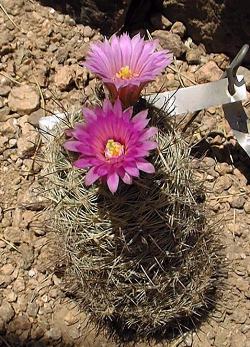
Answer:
[{"xmin": 0, "ymin": 1, "xmax": 250, "ymax": 346}]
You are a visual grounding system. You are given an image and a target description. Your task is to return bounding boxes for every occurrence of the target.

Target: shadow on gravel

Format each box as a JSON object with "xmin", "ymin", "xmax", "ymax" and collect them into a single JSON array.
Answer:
[
  {"xmin": 38, "ymin": 0, "xmax": 250, "ymax": 65},
  {"xmin": 191, "ymin": 139, "xmax": 250, "ymax": 183},
  {"xmin": 161, "ymin": 0, "xmax": 250, "ymax": 66},
  {"xmin": 38, "ymin": 0, "xmax": 162, "ymax": 36},
  {"xmin": 0, "ymin": 334, "xmax": 74, "ymax": 347},
  {"xmin": 38, "ymin": 0, "xmax": 68, "ymax": 16}
]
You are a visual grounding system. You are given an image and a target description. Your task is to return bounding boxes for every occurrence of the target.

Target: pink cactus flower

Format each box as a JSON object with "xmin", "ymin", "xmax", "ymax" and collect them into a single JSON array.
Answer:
[
  {"xmin": 64, "ymin": 99, "xmax": 158, "ymax": 193},
  {"xmin": 85, "ymin": 33, "xmax": 172, "ymax": 107}
]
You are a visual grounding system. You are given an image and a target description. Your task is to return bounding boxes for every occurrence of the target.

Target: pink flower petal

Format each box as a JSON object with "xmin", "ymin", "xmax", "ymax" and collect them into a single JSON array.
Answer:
[
  {"xmin": 113, "ymin": 98, "xmax": 123, "ymax": 117},
  {"xmin": 118, "ymin": 168, "xmax": 132, "ymax": 184},
  {"xmin": 123, "ymin": 106, "xmax": 133, "ymax": 119},
  {"xmin": 85, "ymin": 42, "xmax": 113, "ymax": 77},
  {"xmin": 107, "ymin": 172, "xmax": 119, "ymax": 193},
  {"xmin": 64, "ymin": 99, "xmax": 159, "ymax": 191},
  {"xmin": 82, "ymin": 107, "xmax": 97, "ymax": 122},
  {"xmin": 96, "ymin": 165, "xmax": 109, "ymax": 177},
  {"xmin": 73, "ymin": 158, "xmax": 92, "ymax": 169},
  {"xmin": 132, "ymin": 110, "xmax": 149, "ymax": 130},
  {"xmin": 72, "ymin": 126, "xmax": 89, "ymax": 141},
  {"xmin": 132, "ymin": 110, "xmax": 148, "ymax": 122},
  {"xmin": 130, "ymin": 34, "xmax": 146, "ymax": 71},
  {"xmin": 126, "ymin": 148, "xmax": 150, "ymax": 158},
  {"xmin": 136, "ymin": 159, "xmax": 155, "ymax": 173},
  {"xmin": 139, "ymin": 127, "xmax": 158, "ymax": 141},
  {"xmin": 64, "ymin": 141, "xmax": 81, "ymax": 152},
  {"xmin": 140, "ymin": 141, "xmax": 158, "ymax": 151},
  {"xmin": 85, "ymin": 167, "xmax": 100, "ymax": 186},
  {"xmin": 110, "ymin": 35, "xmax": 122, "ymax": 72},
  {"xmin": 103, "ymin": 99, "xmax": 113, "ymax": 114},
  {"xmin": 65, "ymin": 128, "xmax": 74, "ymax": 137},
  {"xmin": 124, "ymin": 165, "xmax": 139, "ymax": 177},
  {"xmin": 119, "ymin": 33, "xmax": 132, "ymax": 66},
  {"xmin": 84, "ymin": 33, "xmax": 172, "ymax": 106}
]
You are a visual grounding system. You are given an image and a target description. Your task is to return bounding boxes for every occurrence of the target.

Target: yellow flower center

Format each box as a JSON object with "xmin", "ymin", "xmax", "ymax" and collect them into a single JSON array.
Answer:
[
  {"xmin": 116, "ymin": 65, "xmax": 137, "ymax": 80},
  {"xmin": 104, "ymin": 139, "xmax": 124, "ymax": 159}
]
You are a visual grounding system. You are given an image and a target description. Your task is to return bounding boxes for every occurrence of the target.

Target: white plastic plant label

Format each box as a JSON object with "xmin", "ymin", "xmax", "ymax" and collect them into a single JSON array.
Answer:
[{"xmin": 144, "ymin": 76, "xmax": 247, "ymax": 116}]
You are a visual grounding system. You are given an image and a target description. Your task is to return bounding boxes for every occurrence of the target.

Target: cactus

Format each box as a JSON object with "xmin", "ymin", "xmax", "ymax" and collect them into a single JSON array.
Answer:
[{"xmin": 41, "ymin": 103, "xmax": 223, "ymax": 343}]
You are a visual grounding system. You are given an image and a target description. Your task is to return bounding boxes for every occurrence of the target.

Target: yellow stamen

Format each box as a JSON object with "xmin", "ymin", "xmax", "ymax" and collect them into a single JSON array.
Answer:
[
  {"xmin": 116, "ymin": 65, "xmax": 138, "ymax": 80},
  {"xmin": 104, "ymin": 139, "xmax": 124, "ymax": 159}
]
